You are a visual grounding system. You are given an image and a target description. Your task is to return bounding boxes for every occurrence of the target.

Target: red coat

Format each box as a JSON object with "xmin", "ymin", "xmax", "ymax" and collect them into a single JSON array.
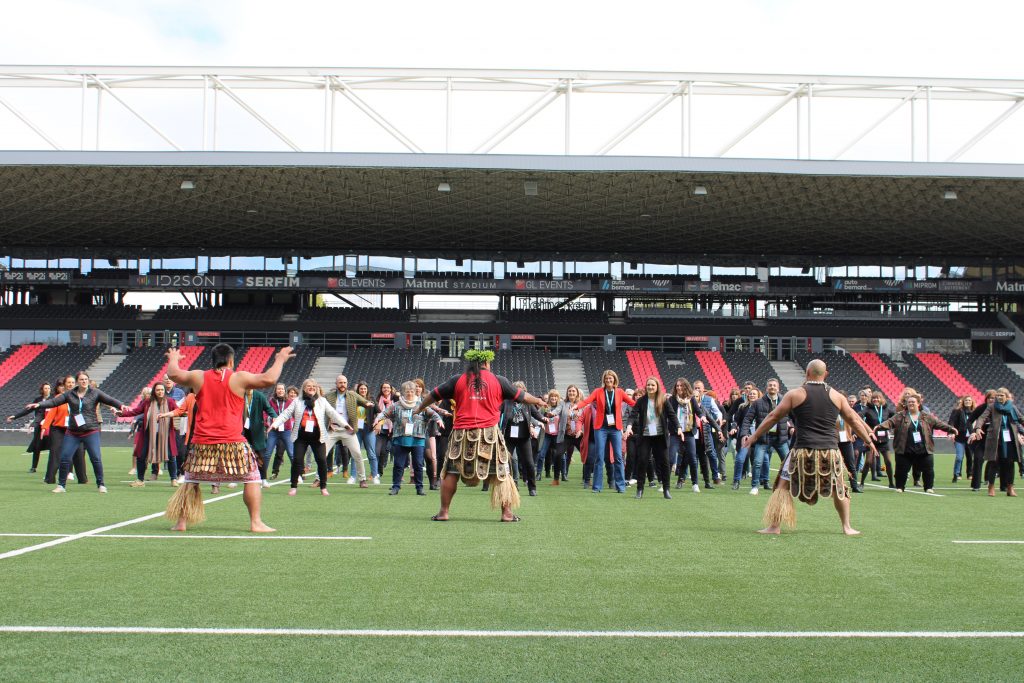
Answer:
[
  {"xmin": 576, "ymin": 387, "xmax": 636, "ymax": 431},
  {"xmin": 121, "ymin": 398, "xmax": 179, "ymax": 459}
]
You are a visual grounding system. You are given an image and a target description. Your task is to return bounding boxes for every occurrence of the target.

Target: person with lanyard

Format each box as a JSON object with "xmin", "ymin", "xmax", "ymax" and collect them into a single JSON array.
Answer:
[
  {"xmin": 747, "ymin": 359, "xmax": 878, "ymax": 536},
  {"xmin": 30, "ymin": 371, "xmax": 128, "ymax": 494},
  {"xmin": 541, "ymin": 388, "xmax": 574, "ymax": 486},
  {"xmin": 269, "ymin": 378, "xmax": 347, "ymax": 497},
  {"xmin": 860, "ymin": 391, "xmax": 895, "ymax": 488},
  {"xmin": 968, "ymin": 390, "xmax": 996, "ymax": 491},
  {"xmin": 373, "ymin": 380, "xmax": 443, "ymax": 495},
  {"xmin": 948, "ymin": 395, "xmax": 977, "ymax": 484},
  {"xmin": 161, "ymin": 386, "xmax": 197, "ymax": 486},
  {"xmin": 535, "ymin": 390, "xmax": 557, "ymax": 481},
  {"xmin": 835, "ymin": 403, "xmax": 863, "ymax": 494},
  {"xmin": 119, "ymin": 381, "xmax": 180, "ymax": 488},
  {"xmin": 574, "ymin": 370, "xmax": 637, "ymax": 494},
  {"xmin": 241, "ymin": 386, "xmax": 277, "ymax": 488},
  {"xmin": 741, "ymin": 378, "xmax": 793, "ymax": 496},
  {"xmin": 354, "ymin": 381, "xmax": 380, "ymax": 485},
  {"xmin": 969, "ymin": 387, "xmax": 1024, "ymax": 497},
  {"xmin": 375, "ymin": 382, "xmax": 395, "ymax": 476},
  {"xmin": 264, "ymin": 383, "xmax": 295, "ymax": 481},
  {"xmin": 691, "ymin": 380, "xmax": 723, "ymax": 485},
  {"xmin": 324, "ymin": 374, "xmax": 373, "ymax": 486},
  {"xmin": 667, "ymin": 378, "xmax": 705, "ymax": 494},
  {"xmin": 419, "ymin": 349, "xmax": 546, "ymax": 522},
  {"xmin": 629, "ymin": 377, "xmax": 681, "ymax": 499},
  {"xmin": 877, "ymin": 392, "xmax": 957, "ymax": 494},
  {"xmin": 559, "ymin": 385, "xmax": 584, "ymax": 484},
  {"xmin": 729, "ymin": 386, "xmax": 759, "ymax": 488},
  {"xmin": 500, "ymin": 381, "xmax": 546, "ymax": 497},
  {"xmin": 38, "ymin": 376, "xmax": 77, "ymax": 485},
  {"xmin": 7, "ymin": 381, "xmax": 52, "ymax": 473}
]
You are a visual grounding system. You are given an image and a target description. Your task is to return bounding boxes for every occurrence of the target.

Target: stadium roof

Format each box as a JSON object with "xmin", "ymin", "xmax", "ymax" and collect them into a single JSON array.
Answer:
[{"xmin": 2, "ymin": 150, "xmax": 1023, "ymax": 266}]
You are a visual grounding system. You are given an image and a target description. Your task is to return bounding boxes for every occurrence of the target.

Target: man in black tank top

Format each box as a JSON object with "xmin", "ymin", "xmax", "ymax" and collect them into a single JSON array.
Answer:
[{"xmin": 742, "ymin": 359, "xmax": 878, "ymax": 536}]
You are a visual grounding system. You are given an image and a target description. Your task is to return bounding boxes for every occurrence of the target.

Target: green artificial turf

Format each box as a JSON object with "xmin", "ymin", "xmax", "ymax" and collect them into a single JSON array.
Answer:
[{"xmin": 0, "ymin": 446, "xmax": 1021, "ymax": 681}]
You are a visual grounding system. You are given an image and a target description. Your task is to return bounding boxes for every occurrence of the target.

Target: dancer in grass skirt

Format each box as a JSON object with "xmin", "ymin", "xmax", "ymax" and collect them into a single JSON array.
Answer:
[{"xmin": 164, "ymin": 343, "xmax": 294, "ymax": 532}]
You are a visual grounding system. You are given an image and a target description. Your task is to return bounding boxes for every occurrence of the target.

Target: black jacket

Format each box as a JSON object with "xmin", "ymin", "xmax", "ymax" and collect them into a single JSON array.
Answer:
[
  {"xmin": 740, "ymin": 394, "xmax": 791, "ymax": 446},
  {"xmin": 630, "ymin": 395, "xmax": 682, "ymax": 446},
  {"xmin": 500, "ymin": 400, "xmax": 544, "ymax": 440},
  {"xmin": 862, "ymin": 405, "xmax": 895, "ymax": 445},
  {"xmin": 666, "ymin": 395, "xmax": 704, "ymax": 438}
]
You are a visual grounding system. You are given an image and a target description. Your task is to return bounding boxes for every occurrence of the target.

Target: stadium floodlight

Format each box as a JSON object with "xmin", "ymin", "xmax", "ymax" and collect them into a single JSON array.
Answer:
[
  {"xmin": 943, "ymin": 190, "xmax": 957, "ymax": 200},
  {"xmin": 524, "ymin": 181, "xmax": 538, "ymax": 196},
  {"xmin": 180, "ymin": 180, "xmax": 195, "ymax": 191},
  {"xmin": 693, "ymin": 185, "xmax": 708, "ymax": 196},
  {"xmin": 437, "ymin": 182, "xmax": 451, "ymax": 192}
]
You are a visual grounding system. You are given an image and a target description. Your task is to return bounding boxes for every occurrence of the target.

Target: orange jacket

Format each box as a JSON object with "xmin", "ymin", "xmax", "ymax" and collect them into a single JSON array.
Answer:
[
  {"xmin": 40, "ymin": 404, "xmax": 69, "ymax": 434},
  {"xmin": 576, "ymin": 387, "xmax": 636, "ymax": 431},
  {"xmin": 169, "ymin": 393, "xmax": 197, "ymax": 444}
]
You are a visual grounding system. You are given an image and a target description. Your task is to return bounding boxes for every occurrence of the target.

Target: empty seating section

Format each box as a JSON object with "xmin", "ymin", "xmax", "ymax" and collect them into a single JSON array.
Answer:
[
  {"xmin": 298, "ymin": 308, "xmax": 410, "ymax": 322},
  {"xmin": 0, "ymin": 305, "xmax": 139, "ymax": 320},
  {"xmin": 341, "ymin": 349, "xmax": 448, "ymax": 394},
  {"xmin": 941, "ymin": 353, "xmax": 1024, "ymax": 401},
  {"xmin": 235, "ymin": 347, "xmax": 275, "ymax": 374},
  {"xmin": 491, "ymin": 350, "xmax": 555, "ymax": 394},
  {"xmin": 0, "ymin": 345, "xmax": 106, "ymax": 423},
  {"xmin": 626, "ymin": 350, "xmax": 664, "ymax": 390},
  {"xmin": 152, "ymin": 306, "xmax": 284, "ymax": 322},
  {"xmin": 897, "ymin": 354, "xmax": 958, "ymax": 420},
  {"xmin": 504, "ymin": 310, "xmax": 609, "ymax": 324},
  {"xmin": 582, "ymin": 350, "xmax": 635, "ymax": 393},
  {"xmin": 273, "ymin": 346, "xmax": 321, "ymax": 395},
  {"xmin": 694, "ymin": 351, "xmax": 737, "ymax": 397},
  {"xmin": 722, "ymin": 352, "xmax": 788, "ymax": 393},
  {"xmin": 794, "ymin": 351, "xmax": 874, "ymax": 396},
  {"xmin": 100, "ymin": 346, "xmax": 204, "ymax": 419},
  {"xmin": 915, "ymin": 353, "xmax": 983, "ymax": 405},
  {"xmin": 850, "ymin": 353, "xmax": 906, "ymax": 404},
  {"xmin": 674, "ymin": 353, "xmax": 711, "ymax": 389},
  {"xmin": 0, "ymin": 344, "xmax": 48, "ymax": 390}
]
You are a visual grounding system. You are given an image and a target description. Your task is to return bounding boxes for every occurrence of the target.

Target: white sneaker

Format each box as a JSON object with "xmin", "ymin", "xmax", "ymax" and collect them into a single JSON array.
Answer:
[
  {"xmin": 347, "ymin": 476, "xmax": 356, "ymax": 485},
  {"xmin": 68, "ymin": 472, "xmax": 76, "ymax": 481},
  {"xmin": 628, "ymin": 479, "xmax": 638, "ymax": 486},
  {"xmin": 298, "ymin": 476, "xmax": 304, "ymax": 485},
  {"xmin": 750, "ymin": 487, "xmax": 759, "ymax": 496},
  {"xmin": 332, "ymin": 466, "xmax": 339, "ymax": 474},
  {"xmin": 372, "ymin": 475, "xmax": 381, "ymax": 485},
  {"xmin": 128, "ymin": 467, "xmax": 136, "ymax": 476},
  {"xmin": 176, "ymin": 475, "xmax": 185, "ymax": 484},
  {"xmin": 262, "ymin": 479, "xmax": 269, "ymax": 489},
  {"xmin": 98, "ymin": 485, "xmax": 108, "ymax": 494},
  {"xmin": 692, "ymin": 484, "xmax": 700, "ymax": 493},
  {"xmin": 227, "ymin": 483, "xmax": 237, "ymax": 488},
  {"xmin": 52, "ymin": 485, "xmax": 66, "ymax": 493}
]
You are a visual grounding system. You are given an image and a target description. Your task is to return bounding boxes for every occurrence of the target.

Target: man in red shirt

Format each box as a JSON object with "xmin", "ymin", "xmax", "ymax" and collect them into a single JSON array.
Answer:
[
  {"xmin": 164, "ymin": 344, "xmax": 294, "ymax": 533},
  {"xmin": 418, "ymin": 350, "xmax": 546, "ymax": 522}
]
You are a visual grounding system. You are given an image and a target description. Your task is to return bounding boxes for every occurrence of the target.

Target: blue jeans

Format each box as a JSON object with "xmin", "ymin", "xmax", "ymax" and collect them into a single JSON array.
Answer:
[
  {"xmin": 753, "ymin": 440, "xmax": 790, "ymax": 486},
  {"xmin": 536, "ymin": 437, "xmax": 551, "ymax": 477},
  {"xmin": 670, "ymin": 434, "xmax": 698, "ymax": 481},
  {"xmin": 733, "ymin": 446, "xmax": 751, "ymax": 484},
  {"xmin": 391, "ymin": 444, "xmax": 424, "ymax": 492},
  {"xmin": 954, "ymin": 441, "xmax": 967, "ymax": 477},
  {"xmin": 357, "ymin": 427, "xmax": 378, "ymax": 477},
  {"xmin": 591, "ymin": 427, "xmax": 625, "ymax": 492},
  {"xmin": 58, "ymin": 431, "xmax": 103, "ymax": 488},
  {"xmin": 265, "ymin": 429, "xmax": 294, "ymax": 466}
]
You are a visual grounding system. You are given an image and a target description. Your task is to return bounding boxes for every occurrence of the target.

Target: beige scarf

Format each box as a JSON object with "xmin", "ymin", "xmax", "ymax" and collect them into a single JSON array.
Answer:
[{"xmin": 146, "ymin": 397, "xmax": 171, "ymax": 463}]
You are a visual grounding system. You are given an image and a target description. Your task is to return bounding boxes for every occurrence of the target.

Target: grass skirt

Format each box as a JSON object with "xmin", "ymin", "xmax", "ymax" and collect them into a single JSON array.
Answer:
[
  {"xmin": 443, "ymin": 425, "xmax": 520, "ymax": 510},
  {"xmin": 165, "ymin": 483, "xmax": 205, "ymax": 525},
  {"xmin": 762, "ymin": 472, "xmax": 796, "ymax": 529},
  {"xmin": 787, "ymin": 447, "xmax": 848, "ymax": 505}
]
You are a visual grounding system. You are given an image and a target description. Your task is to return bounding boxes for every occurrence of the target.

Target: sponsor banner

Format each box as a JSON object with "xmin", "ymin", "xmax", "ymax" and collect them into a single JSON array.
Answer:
[
  {"xmin": 599, "ymin": 279, "xmax": 678, "ymax": 293},
  {"xmin": 995, "ymin": 281, "xmax": 1024, "ymax": 294},
  {"xmin": 510, "ymin": 334, "xmax": 536, "ymax": 341},
  {"xmin": 370, "ymin": 332, "xmax": 396, "ymax": 339},
  {"xmin": 685, "ymin": 336, "xmax": 709, "ymax": 342},
  {"xmin": 684, "ymin": 281, "xmax": 768, "ymax": 294},
  {"xmin": 132, "ymin": 274, "xmax": 223, "ymax": 289},
  {"xmin": 832, "ymin": 278, "xmax": 904, "ymax": 293},
  {"xmin": 0, "ymin": 270, "xmax": 73, "ymax": 283},
  {"xmin": 195, "ymin": 331, "xmax": 221, "ymax": 337},
  {"xmin": 971, "ymin": 328, "xmax": 1015, "ymax": 340}
]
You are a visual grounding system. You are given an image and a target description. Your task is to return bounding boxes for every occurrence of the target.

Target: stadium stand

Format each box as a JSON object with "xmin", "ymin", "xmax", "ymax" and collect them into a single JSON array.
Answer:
[
  {"xmin": 100, "ymin": 346, "xmax": 204, "ymax": 415},
  {"xmin": 941, "ymin": 353, "xmax": 1024, "ymax": 401},
  {"xmin": 0, "ymin": 344, "xmax": 106, "ymax": 423},
  {"xmin": 694, "ymin": 351, "xmax": 738, "ymax": 397},
  {"xmin": 490, "ymin": 349, "xmax": 555, "ymax": 394},
  {"xmin": 504, "ymin": 310, "xmax": 609, "ymax": 324},
  {"xmin": 850, "ymin": 353, "xmax": 906, "ymax": 404},
  {"xmin": 721, "ymin": 352, "xmax": 789, "ymax": 393},
  {"xmin": 0, "ymin": 305, "xmax": 139, "ymax": 321},
  {"xmin": 582, "ymin": 349, "xmax": 636, "ymax": 393},
  {"xmin": 892, "ymin": 353, "xmax": 957, "ymax": 419},
  {"xmin": 274, "ymin": 345, "xmax": 321, "ymax": 394},
  {"xmin": 235, "ymin": 346, "xmax": 274, "ymax": 374},
  {"xmin": 0, "ymin": 344, "xmax": 48, "ymax": 391},
  {"xmin": 341, "ymin": 348, "xmax": 447, "ymax": 393},
  {"xmin": 151, "ymin": 305, "xmax": 284, "ymax": 322},
  {"xmin": 625, "ymin": 350, "xmax": 664, "ymax": 390},
  {"xmin": 794, "ymin": 351, "xmax": 875, "ymax": 396},
  {"xmin": 297, "ymin": 308, "xmax": 409, "ymax": 323},
  {"xmin": 914, "ymin": 353, "xmax": 984, "ymax": 405}
]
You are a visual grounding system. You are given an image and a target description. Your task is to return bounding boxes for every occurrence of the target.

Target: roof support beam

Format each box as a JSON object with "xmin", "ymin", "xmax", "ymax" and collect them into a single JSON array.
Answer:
[
  {"xmin": 330, "ymin": 76, "xmax": 423, "ymax": 153},
  {"xmin": 595, "ymin": 81, "xmax": 687, "ymax": 155},
  {"xmin": 832, "ymin": 87, "xmax": 920, "ymax": 160},
  {"xmin": 88, "ymin": 75, "xmax": 181, "ymax": 151},
  {"xmin": 0, "ymin": 94, "xmax": 61, "ymax": 150},
  {"xmin": 473, "ymin": 80, "xmax": 564, "ymax": 154},
  {"xmin": 715, "ymin": 85, "xmax": 804, "ymax": 157},
  {"xmin": 946, "ymin": 98, "xmax": 1024, "ymax": 162},
  {"xmin": 209, "ymin": 76, "xmax": 301, "ymax": 151}
]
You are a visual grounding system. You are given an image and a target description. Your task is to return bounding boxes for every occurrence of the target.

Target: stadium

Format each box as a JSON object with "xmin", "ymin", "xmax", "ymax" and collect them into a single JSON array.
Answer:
[{"xmin": 1, "ymin": 64, "xmax": 1024, "ymax": 681}]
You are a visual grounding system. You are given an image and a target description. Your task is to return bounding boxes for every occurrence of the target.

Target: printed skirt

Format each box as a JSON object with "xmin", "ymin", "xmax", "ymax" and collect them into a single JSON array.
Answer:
[
  {"xmin": 786, "ymin": 447, "xmax": 848, "ymax": 504},
  {"xmin": 182, "ymin": 441, "xmax": 261, "ymax": 484}
]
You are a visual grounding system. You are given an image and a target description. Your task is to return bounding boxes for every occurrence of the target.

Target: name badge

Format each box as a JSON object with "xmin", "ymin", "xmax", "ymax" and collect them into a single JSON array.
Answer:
[
  {"xmin": 912, "ymin": 432, "xmax": 922, "ymax": 444},
  {"xmin": 64, "ymin": 415, "xmax": 70, "ymax": 427},
  {"xmin": 179, "ymin": 418, "xmax": 188, "ymax": 435},
  {"xmin": 876, "ymin": 430, "xmax": 887, "ymax": 438},
  {"xmin": 357, "ymin": 419, "xmax": 365, "ymax": 430},
  {"xmin": 647, "ymin": 422, "xmax": 658, "ymax": 436},
  {"xmin": 510, "ymin": 425, "xmax": 520, "ymax": 439},
  {"xmin": 404, "ymin": 422, "xmax": 414, "ymax": 436},
  {"xmin": 606, "ymin": 413, "xmax": 615, "ymax": 426},
  {"xmin": 304, "ymin": 420, "xmax": 315, "ymax": 433},
  {"xmin": 1002, "ymin": 428, "xmax": 1012, "ymax": 442},
  {"xmin": 547, "ymin": 420, "xmax": 558, "ymax": 435},
  {"xmin": 838, "ymin": 431, "xmax": 848, "ymax": 443},
  {"xmin": 277, "ymin": 424, "xmax": 285, "ymax": 432},
  {"xmin": 73, "ymin": 414, "xmax": 85, "ymax": 427},
  {"xmin": 769, "ymin": 425, "xmax": 778, "ymax": 433},
  {"xmin": 244, "ymin": 418, "xmax": 250, "ymax": 430}
]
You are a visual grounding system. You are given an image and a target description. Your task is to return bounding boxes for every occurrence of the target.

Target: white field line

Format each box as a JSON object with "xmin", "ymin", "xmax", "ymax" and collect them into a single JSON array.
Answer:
[
  {"xmin": 0, "ymin": 625, "xmax": 1021, "ymax": 639},
  {"xmin": 861, "ymin": 482, "xmax": 943, "ymax": 497},
  {"xmin": 0, "ymin": 479, "xmax": 291, "ymax": 562},
  {"xmin": 0, "ymin": 533, "xmax": 370, "ymax": 541},
  {"xmin": 952, "ymin": 540, "xmax": 1024, "ymax": 545}
]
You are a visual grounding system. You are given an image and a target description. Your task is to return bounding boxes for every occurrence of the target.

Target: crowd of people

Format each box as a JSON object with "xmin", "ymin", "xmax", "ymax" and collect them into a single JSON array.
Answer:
[{"xmin": 7, "ymin": 352, "xmax": 1023, "ymax": 504}]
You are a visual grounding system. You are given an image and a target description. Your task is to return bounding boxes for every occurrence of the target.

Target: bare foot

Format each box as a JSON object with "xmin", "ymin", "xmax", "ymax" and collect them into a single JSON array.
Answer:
[
  {"xmin": 431, "ymin": 511, "xmax": 449, "ymax": 521},
  {"xmin": 757, "ymin": 527, "xmax": 781, "ymax": 535},
  {"xmin": 171, "ymin": 520, "xmax": 187, "ymax": 532},
  {"xmin": 842, "ymin": 527, "xmax": 861, "ymax": 536},
  {"xmin": 321, "ymin": 488, "xmax": 330, "ymax": 496},
  {"xmin": 250, "ymin": 521, "xmax": 276, "ymax": 533}
]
